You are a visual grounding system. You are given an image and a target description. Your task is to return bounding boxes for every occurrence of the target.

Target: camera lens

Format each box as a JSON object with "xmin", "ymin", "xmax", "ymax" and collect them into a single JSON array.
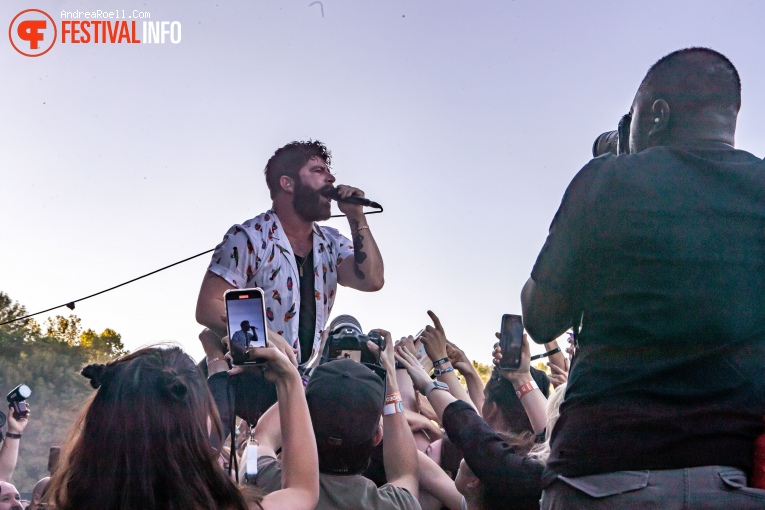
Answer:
[{"xmin": 329, "ymin": 314, "xmax": 363, "ymax": 335}]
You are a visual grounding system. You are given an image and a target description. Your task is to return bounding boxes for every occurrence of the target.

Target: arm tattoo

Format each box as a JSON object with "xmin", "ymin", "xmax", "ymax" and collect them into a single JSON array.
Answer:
[{"xmin": 351, "ymin": 219, "xmax": 367, "ymax": 280}]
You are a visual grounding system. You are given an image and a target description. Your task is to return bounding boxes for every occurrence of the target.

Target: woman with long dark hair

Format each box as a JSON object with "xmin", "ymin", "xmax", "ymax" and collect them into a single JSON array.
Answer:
[{"xmin": 46, "ymin": 340, "xmax": 318, "ymax": 510}]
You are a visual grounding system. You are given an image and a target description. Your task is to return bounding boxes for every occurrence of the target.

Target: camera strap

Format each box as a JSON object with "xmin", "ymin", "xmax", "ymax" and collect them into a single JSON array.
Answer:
[{"xmin": 245, "ymin": 431, "xmax": 259, "ymax": 483}]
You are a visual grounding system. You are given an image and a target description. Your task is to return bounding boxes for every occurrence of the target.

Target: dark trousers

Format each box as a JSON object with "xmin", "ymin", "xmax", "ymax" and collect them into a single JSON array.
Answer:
[{"xmin": 541, "ymin": 466, "xmax": 765, "ymax": 510}]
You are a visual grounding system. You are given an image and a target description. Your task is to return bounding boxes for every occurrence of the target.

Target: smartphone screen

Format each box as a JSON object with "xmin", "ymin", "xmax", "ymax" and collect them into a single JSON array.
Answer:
[
  {"xmin": 224, "ymin": 288, "xmax": 268, "ymax": 365},
  {"xmin": 498, "ymin": 314, "xmax": 523, "ymax": 370}
]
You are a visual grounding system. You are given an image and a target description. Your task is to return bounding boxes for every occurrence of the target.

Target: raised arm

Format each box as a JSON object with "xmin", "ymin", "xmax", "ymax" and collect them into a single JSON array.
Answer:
[
  {"xmin": 492, "ymin": 333, "xmax": 547, "ymax": 435},
  {"xmin": 195, "ymin": 270, "xmax": 234, "ymax": 363},
  {"xmin": 236, "ymin": 344, "xmax": 318, "ymax": 510},
  {"xmin": 0, "ymin": 407, "xmax": 29, "ymax": 482},
  {"xmin": 336, "ymin": 186, "xmax": 384, "ymax": 292},
  {"xmin": 446, "ymin": 339, "xmax": 485, "ymax": 414},
  {"xmin": 417, "ymin": 451, "xmax": 462, "ymax": 510},
  {"xmin": 420, "ymin": 311, "xmax": 475, "ymax": 410},
  {"xmin": 371, "ymin": 329, "xmax": 419, "ymax": 498}
]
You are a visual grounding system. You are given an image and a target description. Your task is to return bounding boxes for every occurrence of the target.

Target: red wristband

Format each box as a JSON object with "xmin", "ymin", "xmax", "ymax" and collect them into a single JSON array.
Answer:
[
  {"xmin": 515, "ymin": 380, "xmax": 538, "ymax": 399},
  {"xmin": 385, "ymin": 392, "xmax": 402, "ymax": 404}
]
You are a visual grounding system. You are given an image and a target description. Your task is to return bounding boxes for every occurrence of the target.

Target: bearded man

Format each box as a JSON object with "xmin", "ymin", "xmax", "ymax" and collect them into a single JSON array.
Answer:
[{"xmin": 196, "ymin": 140, "xmax": 384, "ymax": 431}]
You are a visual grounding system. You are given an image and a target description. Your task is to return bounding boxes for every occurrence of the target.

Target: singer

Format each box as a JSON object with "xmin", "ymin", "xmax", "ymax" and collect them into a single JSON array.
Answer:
[{"xmin": 196, "ymin": 140, "xmax": 384, "ymax": 372}]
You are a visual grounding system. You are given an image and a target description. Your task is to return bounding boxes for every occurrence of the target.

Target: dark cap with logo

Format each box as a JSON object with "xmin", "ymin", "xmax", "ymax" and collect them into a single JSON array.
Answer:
[{"xmin": 306, "ymin": 359, "xmax": 385, "ymax": 448}]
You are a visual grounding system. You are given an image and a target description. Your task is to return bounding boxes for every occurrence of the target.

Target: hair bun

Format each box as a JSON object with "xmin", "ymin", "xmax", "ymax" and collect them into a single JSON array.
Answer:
[
  {"xmin": 158, "ymin": 369, "xmax": 188, "ymax": 402},
  {"xmin": 81, "ymin": 364, "xmax": 107, "ymax": 389}
]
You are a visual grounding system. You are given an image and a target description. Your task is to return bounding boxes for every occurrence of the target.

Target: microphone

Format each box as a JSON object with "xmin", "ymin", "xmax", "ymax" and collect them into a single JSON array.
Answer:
[{"xmin": 323, "ymin": 187, "xmax": 382, "ymax": 209}]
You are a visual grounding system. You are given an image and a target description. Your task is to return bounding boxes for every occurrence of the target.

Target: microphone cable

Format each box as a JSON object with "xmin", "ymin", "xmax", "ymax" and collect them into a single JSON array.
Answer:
[{"xmin": 0, "ymin": 208, "xmax": 384, "ymax": 327}]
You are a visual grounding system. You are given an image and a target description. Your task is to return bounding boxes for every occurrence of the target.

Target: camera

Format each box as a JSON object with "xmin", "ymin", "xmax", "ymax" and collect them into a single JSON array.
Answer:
[
  {"xmin": 321, "ymin": 314, "xmax": 385, "ymax": 365},
  {"xmin": 7, "ymin": 384, "xmax": 32, "ymax": 418},
  {"xmin": 592, "ymin": 113, "xmax": 632, "ymax": 157}
]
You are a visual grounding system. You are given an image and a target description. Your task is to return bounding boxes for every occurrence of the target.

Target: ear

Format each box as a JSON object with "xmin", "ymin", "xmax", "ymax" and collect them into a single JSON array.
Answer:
[
  {"xmin": 371, "ymin": 422, "xmax": 383, "ymax": 447},
  {"xmin": 649, "ymin": 99, "xmax": 670, "ymax": 138},
  {"xmin": 466, "ymin": 476, "xmax": 482, "ymax": 492},
  {"xmin": 279, "ymin": 175, "xmax": 295, "ymax": 194}
]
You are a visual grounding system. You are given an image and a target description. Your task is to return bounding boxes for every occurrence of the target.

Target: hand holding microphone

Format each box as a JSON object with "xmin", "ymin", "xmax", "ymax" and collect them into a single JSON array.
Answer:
[{"xmin": 322, "ymin": 185, "xmax": 382, "ymax": 210}]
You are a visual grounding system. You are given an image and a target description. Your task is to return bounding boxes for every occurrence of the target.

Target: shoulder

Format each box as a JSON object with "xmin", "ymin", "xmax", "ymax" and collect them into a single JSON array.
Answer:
[
  {"xmin": 238, "ymin": 211, "xmax": 275, "ymax": 236},
  {"xmin": 375, "ymin": 484, "xmax": 421, "ymax": 509},
  {"xmin": 253, "ymin": 456, "xmax": 283, "ymax": 494}
]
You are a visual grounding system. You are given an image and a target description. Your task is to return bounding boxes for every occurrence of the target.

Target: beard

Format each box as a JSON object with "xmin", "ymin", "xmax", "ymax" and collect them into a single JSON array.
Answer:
[{"xmin": 292, "ymin": 180, "xmax": 332, "ymax": 222}]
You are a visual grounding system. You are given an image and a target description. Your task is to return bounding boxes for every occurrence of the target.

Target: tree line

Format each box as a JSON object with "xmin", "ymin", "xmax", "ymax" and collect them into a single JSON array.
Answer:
[{"xmin": 0, "ymin": 291, "xmax": 126, "ymax": 493}]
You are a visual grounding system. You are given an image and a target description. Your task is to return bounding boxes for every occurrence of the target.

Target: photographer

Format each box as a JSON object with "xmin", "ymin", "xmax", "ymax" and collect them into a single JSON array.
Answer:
[
  {"xmin": 522, "ymin": 47, "xmax": 765, "ymax": 508},
  {"xmin": 0, "ymin": 403, "xmax": 30, "ymax": 483},
  {"xmin": 250, "ymin": 329, "xmax": 421, "ymax": 509}
]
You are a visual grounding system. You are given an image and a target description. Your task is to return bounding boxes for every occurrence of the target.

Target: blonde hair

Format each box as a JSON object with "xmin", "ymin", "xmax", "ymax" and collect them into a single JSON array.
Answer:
[{"xmin": 527, "ymin": 383, "xmax": 567, "ymax": 464}]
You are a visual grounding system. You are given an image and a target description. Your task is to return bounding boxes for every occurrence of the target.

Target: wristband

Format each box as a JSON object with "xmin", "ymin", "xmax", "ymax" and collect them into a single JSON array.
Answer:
[
  {"xmin": 206, "ymin": 356, "xmax": 224, "ymax": 365},
  {"xmin": 530, "ymin": 347, "xmax": 561, "ymax": 361},
  {"xmin": 433, "ymin": 365, "xmax": 454, "ymax": 376},
  {"xmin": 515, "ymin": 380, "xmax": 538, "ymax": 399},
  {"xmin": 351, "ymin": 225, "xmax": 370, "ymax": 236},
  {"xmin": 4, "ymin": 432, "xmax": 21, "ymax": 439},
  {"xmin": 385, "ymin": 392, "xmax": 403, "ymax": 404},
  {"xmin": 383, "ymin": 402, "xmax": 404, "ymax": 416},
  {"xmin": 432, "ymin": 357, "xmax": 450, "ymax": 367}
]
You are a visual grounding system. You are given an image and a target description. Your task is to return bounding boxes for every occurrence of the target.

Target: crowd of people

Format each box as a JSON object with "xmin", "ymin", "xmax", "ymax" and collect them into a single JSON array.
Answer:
[{"xmin": 2, "ymin": 46, "xmax": 765, "ymax": 509}]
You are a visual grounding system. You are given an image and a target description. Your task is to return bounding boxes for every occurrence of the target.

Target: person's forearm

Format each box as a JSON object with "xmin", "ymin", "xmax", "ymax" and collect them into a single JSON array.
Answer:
[
  {"xmin": 397, "ymin": 368, "xmax": 418, "ymax": 412},
  {"xmin": 0, "ymin": 437, "xmax": 20, "ymax": 481},
  {"xmin": 417, "ymin": 451, "xmax": 462, "ymax": 510},
  {"xmin": 383, "ymin": 377, "xmax": 419, "ymax": 497},
  {"xmin": 544, "ymin": 340, "xmax": 567, "ymax": 372},
  {"xmin": 199, "ymin": 329, "xmax": 227, "ymax": 374},
  {"xmin": 510, "ymin": 374, "xmax": 547, "ymax": 435},
  {"xmin": 460, "ymin": 366, "xmax": 485, "ymax": 415},
  {"xmin": 275, "ymin": 373, "xmax": 319, "ymax": 495},
  {"xmin": 425, "ymin": 388, "xmax": 458, "ymax": 425},
  {"xmin": 437, "ymin": 367, "xmax": 475, "ymax": 411},
  {"xmin": 347, "ymin": 213, "xmax": 384, "ymax": 291}
]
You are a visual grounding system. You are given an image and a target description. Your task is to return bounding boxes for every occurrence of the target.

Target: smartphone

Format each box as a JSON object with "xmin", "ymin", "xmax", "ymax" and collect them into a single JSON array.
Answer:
[
  {"xmin": 498, "ymin": 314, "xmax": 523, "ymax": 371},
  {"xmin": 224, "ymin": 288, "xmax": 269, "ymax": 365}
]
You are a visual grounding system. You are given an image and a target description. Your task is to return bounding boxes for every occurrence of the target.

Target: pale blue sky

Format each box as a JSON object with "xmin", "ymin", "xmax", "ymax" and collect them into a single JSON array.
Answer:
[{"xmin": 2, "ymin": 0, "xmax": 764, "ymax": 364}]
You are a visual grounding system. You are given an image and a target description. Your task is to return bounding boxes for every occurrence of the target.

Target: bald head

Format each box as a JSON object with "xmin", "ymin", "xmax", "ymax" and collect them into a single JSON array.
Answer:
[
  {"xmin": 0, "ymin": 482, "xmax": 22, "ymax": 510},
  {"xmin": 629, "ymin": 48, "xmax": 740, "ymax": 153}
]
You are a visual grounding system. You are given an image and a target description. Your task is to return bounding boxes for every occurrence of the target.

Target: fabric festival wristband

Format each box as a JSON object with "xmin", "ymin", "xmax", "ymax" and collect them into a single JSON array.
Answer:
[
  {"xmin": 433, "ymin": 357, "xmax": 450, "ymax": 367},
  {"xmin": 383, "ymin": 402, "xmax": 404, "ymax": 416},
  {"xmin": 433, "ymin": 365, "xmax": 454, "ymax": 376},
  {"xmin": 4, "ymin": 433, "xmax": 22, "ymax": 439},
  {"xmin": 385, "ymin": 392, "xmax": 403, "ymax": 404},
  {"xmin": 515, "ymin": 380, "xmax": 539, "ymax": 399}
]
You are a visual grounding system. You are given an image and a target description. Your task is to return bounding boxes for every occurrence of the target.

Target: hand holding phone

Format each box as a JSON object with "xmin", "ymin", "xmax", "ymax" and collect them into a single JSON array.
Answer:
[
  {"xmin": 497, "ymin": 314, "xmax": 524, "ymax": 371},
  {"xmin": 224, "ymin": 288, "xmax": 269, "ymax": 365}
]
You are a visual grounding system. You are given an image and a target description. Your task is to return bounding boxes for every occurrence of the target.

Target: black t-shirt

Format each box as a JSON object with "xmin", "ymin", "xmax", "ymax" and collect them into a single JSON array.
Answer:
[
  {"xmin": 531, "ymin": 143, "xmax": 765, "ymax": 483},
  {"xmin": 294, "ymin": 251, "xmax": 316, "ymax": 363}
]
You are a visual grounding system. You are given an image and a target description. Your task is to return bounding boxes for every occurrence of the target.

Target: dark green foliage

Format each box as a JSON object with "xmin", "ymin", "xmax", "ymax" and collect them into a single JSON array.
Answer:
[{"xmin": 0, "ymin": 292, "xmax": 127, "ymax": 492}]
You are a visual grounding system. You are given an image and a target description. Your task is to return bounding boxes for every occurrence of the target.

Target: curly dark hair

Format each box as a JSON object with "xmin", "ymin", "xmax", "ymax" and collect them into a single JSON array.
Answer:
[{"xmin": 264, "ymin": 140, "xmax": 332, "ymax": 199}]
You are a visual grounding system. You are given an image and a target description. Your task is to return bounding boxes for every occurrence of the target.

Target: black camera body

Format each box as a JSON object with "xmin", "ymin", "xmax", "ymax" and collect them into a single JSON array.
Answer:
[
  {"xmin": 321, "ymin": 315, "xmax": 385, "ymax": 365},
  {"xmin": 7, "ymin": 384, "xmax": 32, "ymax": 418}
]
